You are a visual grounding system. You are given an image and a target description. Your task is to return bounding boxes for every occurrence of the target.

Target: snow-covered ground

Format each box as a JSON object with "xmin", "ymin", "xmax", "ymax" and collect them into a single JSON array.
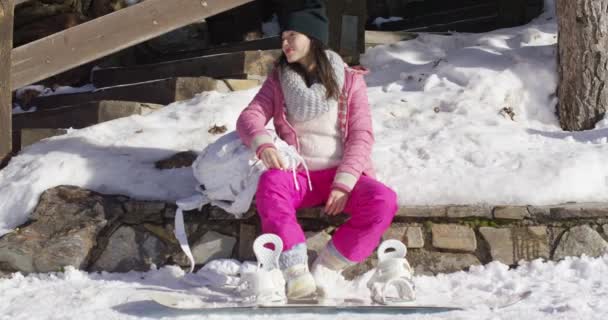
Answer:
[
  {"xmin": 2, "ymin": 1, "xmax": 600, "ymax": 237},
  {"xmin": 2, "ymin": 0, "xmax": 608, "ymax": 318},
  {"xmin": 1, "ymin": 255, "xmax": 607, "ymax": 319}
]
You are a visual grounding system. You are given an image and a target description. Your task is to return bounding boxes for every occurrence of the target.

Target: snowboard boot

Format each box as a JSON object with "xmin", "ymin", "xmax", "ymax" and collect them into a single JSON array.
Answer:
[
  {"xmin": 310, "ymin": 241, "xmax": 355, "ymax": 299},
  {"xmin": 283, "ymin": 263, "xmax": 317, "ymax": 300},
  {"xmin": 279, "ymin": 243, "xmax": 317, "ymax": 300}
]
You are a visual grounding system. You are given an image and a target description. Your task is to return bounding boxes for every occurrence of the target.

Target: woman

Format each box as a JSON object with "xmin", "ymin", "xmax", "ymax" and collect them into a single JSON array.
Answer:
[{"xmin": 236, "ymin": 1, "xmax": 398, "ymax": 299}]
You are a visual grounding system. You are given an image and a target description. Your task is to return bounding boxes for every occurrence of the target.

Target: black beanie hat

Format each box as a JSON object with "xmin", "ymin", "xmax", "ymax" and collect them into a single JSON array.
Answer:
[{"xmin": 279, "ymin": 0, "xmax": 329, "ymax": 45}]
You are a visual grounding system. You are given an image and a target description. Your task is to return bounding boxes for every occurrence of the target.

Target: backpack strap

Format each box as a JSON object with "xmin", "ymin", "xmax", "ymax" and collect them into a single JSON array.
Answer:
[{"xmin": 174, "ymin": 194, "xmax": 208, "ymax": 273}]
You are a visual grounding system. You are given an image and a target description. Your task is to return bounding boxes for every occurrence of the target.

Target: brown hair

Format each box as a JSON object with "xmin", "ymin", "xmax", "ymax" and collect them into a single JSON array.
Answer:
[{"xmin": 279, "ymin": 38, "xmax": 341, "ymax": 101}]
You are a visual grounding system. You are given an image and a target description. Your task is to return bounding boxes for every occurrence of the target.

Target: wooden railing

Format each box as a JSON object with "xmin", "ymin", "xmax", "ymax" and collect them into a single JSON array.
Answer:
[{"xmin": 0, "ymin": 0, "xmax": 254, "ymax": 162}]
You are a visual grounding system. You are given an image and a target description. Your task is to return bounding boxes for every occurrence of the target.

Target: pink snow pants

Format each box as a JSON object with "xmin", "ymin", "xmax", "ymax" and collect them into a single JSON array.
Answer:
[{"xmin": 255, "ymin": 167, "xmax": 398, "ymax": 262}]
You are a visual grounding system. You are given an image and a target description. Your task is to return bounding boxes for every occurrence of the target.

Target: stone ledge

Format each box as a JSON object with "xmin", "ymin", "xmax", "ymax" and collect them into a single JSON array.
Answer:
[
  {"xmin": 2, "ymin": 186, "xmax": 608, "ymax": 277},
  {"xmin": 396, "ymin": 206, "xmax": 446, "ymax": 218},
  {"xmin": 431, "ymin": 224, "xmax": 477, "ymax": 252},
  {"xmin": 529, "ymin": 203, "xmax": 608, "ymax": 220},
  {"xmin": 447, "ymin": 205, "xmax": 492, "ymax": 218},
  {"xmin": 394, "ymin": 203, "xmax": 608, "ymax": 220},
  {"xmin": 493, "ymin": 206, "xmax": 529, "ymax": 220}
]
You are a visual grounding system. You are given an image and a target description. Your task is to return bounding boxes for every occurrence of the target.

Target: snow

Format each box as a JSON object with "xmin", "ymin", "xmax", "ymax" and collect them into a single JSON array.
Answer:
[
  {"xmin": 3, "ymin": 1, "xmax": 604, "ymax": 237},
  {"xmin": 12, "ymin": 84, "xmax": 96, "ymax": 114},
  {"xmin": 372, "ymin": 16, "xmax": 405, "ymax": 28},
  {"xmin": 1, "ymin": 255, "xmax": 607, "ymax": 319},
  {"xmin": 1, "ymin": 1, "xmax": 607, "ymax": 318},
  {"xmin": 11, "ymin": 104, "xmax": 36, "ymax": 115},
  {"xmin": 15, "ymin": 84, "xmax": 96, "ymax": 99}
]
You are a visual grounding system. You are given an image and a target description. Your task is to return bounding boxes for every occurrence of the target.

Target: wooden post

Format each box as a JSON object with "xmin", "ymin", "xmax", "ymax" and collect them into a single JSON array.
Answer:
[
  {"xmin": 327, "ymin": 0, "xmax": 366, "ymax": 64},
  {"xmin": 0, "ymin": 0, "xmax": 14, "ymax": 162}
]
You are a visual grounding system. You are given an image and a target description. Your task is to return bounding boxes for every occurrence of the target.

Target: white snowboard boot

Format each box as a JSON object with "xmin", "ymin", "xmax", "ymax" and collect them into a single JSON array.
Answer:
[
  {"xmin": 238, "ymin": 234, "xmax": 287, "ymax": 304},
  {"xmin": 283, "ymin": 263, "xmax": 317, "ymax": 300},
  {"xmin": 367, "ymin": 239, "xmax": 416, "ymax": 304},
  {"xmin": 310, "ymin": 242, "xmax": 355, "ymax": 299}
]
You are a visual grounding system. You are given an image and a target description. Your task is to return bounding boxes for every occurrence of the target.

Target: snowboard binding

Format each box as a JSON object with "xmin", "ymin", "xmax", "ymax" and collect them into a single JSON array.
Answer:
[
  {"xmin": 238, "ymin": 233, "xmax": 287, "ymax": 304},
  {"xmin": 367, "ymin": 239, "xmax": 416, "ymax": 305}
]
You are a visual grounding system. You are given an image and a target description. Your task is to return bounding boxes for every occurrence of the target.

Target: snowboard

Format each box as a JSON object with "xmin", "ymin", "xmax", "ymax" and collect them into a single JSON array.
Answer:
[
  {"xmin": 152, "ymin": 234, "xmax": 531, "ymax": 314},
  {"xmin": 146, "ymin": 290, "xmax": 464, "ymax": 314}
]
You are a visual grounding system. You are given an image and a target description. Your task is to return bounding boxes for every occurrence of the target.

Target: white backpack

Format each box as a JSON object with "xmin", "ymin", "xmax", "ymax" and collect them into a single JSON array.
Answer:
[{"xmin": 175, "ymin": 130, "xmax": 311, "ymax": 272}]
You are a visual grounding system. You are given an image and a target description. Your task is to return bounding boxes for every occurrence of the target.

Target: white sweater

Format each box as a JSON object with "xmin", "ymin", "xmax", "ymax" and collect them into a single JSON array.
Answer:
[{"xmin": 288, "ymin": 103, "xmax": 343, "ymax": 171}]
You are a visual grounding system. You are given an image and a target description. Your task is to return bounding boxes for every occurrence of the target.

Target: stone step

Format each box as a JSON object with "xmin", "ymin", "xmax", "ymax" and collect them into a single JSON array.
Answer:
[
  {"xmin": 28, "ymin": 77, "xmax": 261, "ymax": 110},
  {"xmin": 92, "ymin": 50, "xmax": 281, "ymax": 88},
  {"xmin": 2, "ymin": 185, "xmax": 608, "ymax": 275}
]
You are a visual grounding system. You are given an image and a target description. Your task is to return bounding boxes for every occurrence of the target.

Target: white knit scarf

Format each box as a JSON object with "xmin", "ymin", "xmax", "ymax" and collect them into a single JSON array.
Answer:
[{"xmin": 280, "ymin": 50, "xmax": 346, "ymax": 122}]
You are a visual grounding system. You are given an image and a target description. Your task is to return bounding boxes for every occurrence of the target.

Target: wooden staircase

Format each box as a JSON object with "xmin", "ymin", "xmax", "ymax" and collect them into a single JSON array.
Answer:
[{"xmin": 1, "ymin": 0, "xmax": 269, "ymax": 161}]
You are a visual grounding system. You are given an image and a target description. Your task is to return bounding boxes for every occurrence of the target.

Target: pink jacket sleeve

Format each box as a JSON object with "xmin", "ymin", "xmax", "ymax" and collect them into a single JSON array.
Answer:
[
  {"xmin": 333, "ymin": 73, "xmax": 375, "ymax": 192},
  {"xmin": 236, "ymin": 71, "xmax": 277, "ymax": 155}
]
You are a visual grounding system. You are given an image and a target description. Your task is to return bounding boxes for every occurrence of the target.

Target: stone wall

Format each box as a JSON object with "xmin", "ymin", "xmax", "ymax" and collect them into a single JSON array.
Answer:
[{"xmin": 1, "ymin": 185, "xmax": 607, "ymax": 278}]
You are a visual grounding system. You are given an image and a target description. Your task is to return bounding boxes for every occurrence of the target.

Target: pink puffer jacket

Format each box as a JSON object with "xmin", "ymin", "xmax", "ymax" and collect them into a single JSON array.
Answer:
[{"xmin": 236, "ymin": 66, "xmax": 375, "ymax": 192}]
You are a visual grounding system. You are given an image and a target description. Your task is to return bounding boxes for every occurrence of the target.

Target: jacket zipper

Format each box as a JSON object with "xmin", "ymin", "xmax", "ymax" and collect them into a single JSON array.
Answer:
[{"xmin": 281, "ymin": 103, "xmax": 301, "ymax": 153}]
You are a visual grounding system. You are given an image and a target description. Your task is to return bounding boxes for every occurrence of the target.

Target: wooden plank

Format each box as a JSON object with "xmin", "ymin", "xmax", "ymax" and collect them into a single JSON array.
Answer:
[
  {"xmin": 186, "ymin": 36, "xmax": 281, "ymax": 58},
  {"xmin": 125, "ymin": 35, "xmax": 282, "ymax": 65},
  {"xmin": 26, "ymin": 77, "xmax": 260, "ymax": 110},
  {"xmin": 91, "ymin": 49, "xmax": 281, "ymax": 88},
  {"xmin": 364, "ymin": 30, "xmax": 418, "ymax": 47},
  {"xmin": 1, "ymin": 0, "xmax": 14, "ymax": 161},
  {"xmin": 13, "ymin": 101, "xmax": 161, "ymax": 132},
  {"xmin": 400, "ymin": 15, "xmax": 498, "ymax": 33},
  {"xmin": 29, "ymin": 77, "xmax": 232, "ymax": 110},
  {"xmin": 92, "ymin": 52, "xmax": 246, "ymax": 88},
  {"xmin": 375, "ymin": 3, "xmax": 497, "ymax": 32},
  {"xmin": 369, "ymin": 0, "xmax": 495, "ymax": 19},
  {"xmin": 10, "ymin": 0, "xmax": 254, "ymax": 90}
]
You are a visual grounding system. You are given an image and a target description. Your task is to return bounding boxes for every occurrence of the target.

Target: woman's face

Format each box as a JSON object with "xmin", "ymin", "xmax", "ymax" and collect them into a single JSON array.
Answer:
[{"xmin": 281, "ymin": 30, "xmax": 311, "ymax": 64}]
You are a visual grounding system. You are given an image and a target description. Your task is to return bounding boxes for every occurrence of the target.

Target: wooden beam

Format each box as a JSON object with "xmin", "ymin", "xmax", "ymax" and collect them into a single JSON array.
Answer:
[
  {"xmin": 373, "ymin": 3, "xmax": 497, "ymax": 32},
  {"xmin": 10, "ymin": 0, "xmax": 254, "ymax": 90},
  {"xmin": 181, "ymin": 36, "xmax": 281, "ymax": 58},
  {"xmin": 91, "ymin": 49, "xmax": 281, "ymax": 88},
  {"xmin": 365, "ymin": 30, "xmax": 418, "ymax": 47},
  {"xmin": 1, "ymin": 0, "xmax": 14, "ymax": 161},
  {"xmin": 26, "ymin": 76, "xmax": 261, "ymax": 110}
]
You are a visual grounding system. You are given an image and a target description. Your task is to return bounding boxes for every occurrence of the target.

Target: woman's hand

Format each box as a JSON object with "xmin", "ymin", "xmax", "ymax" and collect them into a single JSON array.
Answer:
[
  {"xmin": 260, "ymin": 147, "xmax": 286, "ymax": 170},
  {"xmin": 324, "ymin": 188, "xmax": 349, "ymax": 216}
]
